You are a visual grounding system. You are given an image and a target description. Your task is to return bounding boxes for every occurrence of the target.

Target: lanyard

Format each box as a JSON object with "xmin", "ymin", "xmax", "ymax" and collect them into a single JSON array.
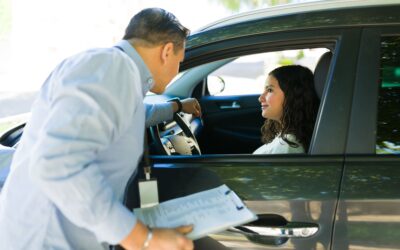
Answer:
[
  {"xmin": 139, "ymin": 132, "xmax": 152, "ymax": 180},
  {"xmin": 114, "ymin": 45, "xmax": 152, "ymax": 180}
]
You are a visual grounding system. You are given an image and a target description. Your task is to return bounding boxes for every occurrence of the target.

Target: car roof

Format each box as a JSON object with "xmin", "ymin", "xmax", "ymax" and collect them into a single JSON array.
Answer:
[
  {"xmin": 186, "ymin": 0, "xmax": 400, "ymax": 50},
  {"xmin": 197, "ymin": 0, "xmax": 400, "ymax": 32}
]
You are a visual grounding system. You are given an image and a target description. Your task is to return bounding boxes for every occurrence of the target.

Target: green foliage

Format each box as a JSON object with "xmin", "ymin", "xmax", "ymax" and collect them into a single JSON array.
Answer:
[
  {"xmin": 217, "ymin": 0, "xmax": 242, "ymax": 11},
  {"xmin": 0, "ymin": 0, "xmax": 12, "ymax": 40},
  {"xmin": 210, "ymin": 0, "xmax": 293, "ymax": 12},
  {"xmin": 377, "ymin": 37, "xmax": 400, "ymax": 148},
  {"xmin": 395, "ymin": 67, "xmax": 400, "ymax": 77},
  {"xmin": 278, "ymin": 57, "xmax": 293, "ymax": 66},
  {"xmin": 296, "ymin": 50, "xmax": 305, "ymax": 60}
]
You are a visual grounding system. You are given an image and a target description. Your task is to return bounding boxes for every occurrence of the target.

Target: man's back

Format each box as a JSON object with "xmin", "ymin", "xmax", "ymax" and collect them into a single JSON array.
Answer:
[{"xmin": 0, "ymin": 46, "xmax": 146, "ymax": 250}]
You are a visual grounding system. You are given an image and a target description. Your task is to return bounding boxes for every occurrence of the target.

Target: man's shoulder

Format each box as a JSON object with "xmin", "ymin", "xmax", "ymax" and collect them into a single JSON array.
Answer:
[
  {"xmin": 74, "ymin": 47, "xmax": 129, "ymax": 63},
  {"xmin": 58, "ymin": 47, "xmax": 136, "ymax": 76}
]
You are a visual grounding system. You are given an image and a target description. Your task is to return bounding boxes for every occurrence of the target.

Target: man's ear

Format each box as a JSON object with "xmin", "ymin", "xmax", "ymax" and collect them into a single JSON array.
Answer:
[{"xmin": 161, "ymin": 42, "xmax": 174, "ymax": 64}]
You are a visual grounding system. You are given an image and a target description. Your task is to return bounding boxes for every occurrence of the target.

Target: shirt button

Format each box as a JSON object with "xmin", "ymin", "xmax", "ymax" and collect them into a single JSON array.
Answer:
[{"xmin": 147, "ymin": 78, "xmax": 153, "ymax": 84}]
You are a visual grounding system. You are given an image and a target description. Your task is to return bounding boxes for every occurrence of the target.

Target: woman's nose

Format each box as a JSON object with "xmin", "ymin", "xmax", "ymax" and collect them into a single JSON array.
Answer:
[{"xmin": 258, "ymin": 93, "xmax": 265, "ymax": 103}]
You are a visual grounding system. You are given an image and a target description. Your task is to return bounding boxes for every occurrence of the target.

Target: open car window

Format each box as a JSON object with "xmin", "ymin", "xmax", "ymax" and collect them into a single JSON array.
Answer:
[
  {"xmin": 207, "ymin": 48, "xmax": 329, "ymax": 96},
  {"xmin": 150, "ymin": 46, "xmax": 333, "ymax": 156}
]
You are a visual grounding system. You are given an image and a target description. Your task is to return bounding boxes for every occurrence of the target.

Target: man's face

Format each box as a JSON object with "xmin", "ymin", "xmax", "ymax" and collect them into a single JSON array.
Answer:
[{"xmin": 151, "ymin": 43, "xmax": 185, "ymax": 94}]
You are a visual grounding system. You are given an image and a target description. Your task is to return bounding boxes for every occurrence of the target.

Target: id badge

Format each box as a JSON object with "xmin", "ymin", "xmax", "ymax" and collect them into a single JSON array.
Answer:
[{"xmin": 138, "ymin": 178, "xmax": 159, "ymax": 208}]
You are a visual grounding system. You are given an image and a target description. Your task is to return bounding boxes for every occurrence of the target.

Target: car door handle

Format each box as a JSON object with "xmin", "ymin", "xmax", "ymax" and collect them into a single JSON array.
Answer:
[
  {"xmin": 219, "ymin": 101, "xmax": 241, "ymax": 109},
  {"xmin": 229, "ymin": 222, "xmax": 319, "ymax": 238}
]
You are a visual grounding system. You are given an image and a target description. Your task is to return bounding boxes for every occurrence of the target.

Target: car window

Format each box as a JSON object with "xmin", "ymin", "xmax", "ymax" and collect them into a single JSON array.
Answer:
[
  {"xmin": 207, "ymin": 48, "xmax": 329, "ymax": 96},
  {"xmin": 376, "ymin": 36, "xmax": 400, "ymax": 154}
]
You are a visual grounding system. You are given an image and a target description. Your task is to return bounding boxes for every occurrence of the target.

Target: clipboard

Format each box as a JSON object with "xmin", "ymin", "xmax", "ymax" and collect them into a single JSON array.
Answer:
[{"xmin": 133, "ymin": 184, "xmax": 258, "ymax": 240}]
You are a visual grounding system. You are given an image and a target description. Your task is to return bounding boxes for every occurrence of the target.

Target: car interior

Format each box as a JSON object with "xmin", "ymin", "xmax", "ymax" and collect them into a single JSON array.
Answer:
[{"xmin": 146, "ymin": 47, "xmax": 333, "ymax": 157}]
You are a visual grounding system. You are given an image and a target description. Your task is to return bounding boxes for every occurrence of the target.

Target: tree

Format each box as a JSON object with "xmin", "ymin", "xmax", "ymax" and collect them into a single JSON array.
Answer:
[
  {"xmin": 0, "ymin": 0, "xmax": 12, "ymax": 40},
  {"xmin": 210, "ymin": 0, "xmax": 294, "ymax": 12}
]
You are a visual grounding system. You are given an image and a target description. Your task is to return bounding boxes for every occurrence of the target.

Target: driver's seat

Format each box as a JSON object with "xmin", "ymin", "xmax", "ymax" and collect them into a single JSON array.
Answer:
[
  {"xmin": 313, "ymin": 51, "xmax": 333, "ymax": 100},
  {"xmin": 309, "ymin": 51, "xmax": 333, "ymax": 154}
]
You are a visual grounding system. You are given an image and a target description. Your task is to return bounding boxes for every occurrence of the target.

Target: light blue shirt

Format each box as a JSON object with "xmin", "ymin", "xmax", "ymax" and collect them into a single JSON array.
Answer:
[
  {"xmin": 0, "ymin": 145, "xmax": 15, "ymax": 191},
  {"xmin": 0, "ymin": 40, "xmax": 172, "ymax": 250}
]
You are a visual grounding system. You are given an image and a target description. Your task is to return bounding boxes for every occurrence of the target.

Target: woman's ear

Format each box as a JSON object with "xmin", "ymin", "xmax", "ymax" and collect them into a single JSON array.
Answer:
[{"xmin": 160, "ymin": 42, "xmax": 174, "ymax": 64}]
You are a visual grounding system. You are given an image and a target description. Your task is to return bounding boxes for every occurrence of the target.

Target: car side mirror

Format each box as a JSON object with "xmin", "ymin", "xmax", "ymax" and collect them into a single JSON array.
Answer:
[{"xmin": 207, "ymin": 76, "xmax": 225, "ymax": 96}]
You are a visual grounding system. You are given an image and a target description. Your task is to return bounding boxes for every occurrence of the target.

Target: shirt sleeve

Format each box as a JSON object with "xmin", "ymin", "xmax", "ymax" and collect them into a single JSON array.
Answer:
[
  {"xmin": 0, "ymin": 146, "xmax": 15, "ymax": 191},
  {"xmin": 29, "ymin": 50, "xmax": 139, "ymax": 244},
  {"xmin": 145, "ymin": 102, "xmax": 174, "ymax": 127}
]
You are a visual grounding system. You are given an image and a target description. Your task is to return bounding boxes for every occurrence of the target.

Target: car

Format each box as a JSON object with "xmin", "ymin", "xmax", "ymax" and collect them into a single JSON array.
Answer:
[{"xmin": 1, "ymin": 0, "xmax": 400, "ymax": 249}]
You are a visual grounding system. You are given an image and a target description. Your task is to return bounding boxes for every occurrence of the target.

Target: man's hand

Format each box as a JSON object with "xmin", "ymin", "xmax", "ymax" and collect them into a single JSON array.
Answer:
[
  {"xmin": 179, "ymin": 98, "xmax": 202, "ymax": 117},
  {"xmin": 146, "ymin": 226, "xmax": 194, "ymax": 250},
  {"xmin": 120, "ymin": 221, "xmax": 194, "ymax": 250}
]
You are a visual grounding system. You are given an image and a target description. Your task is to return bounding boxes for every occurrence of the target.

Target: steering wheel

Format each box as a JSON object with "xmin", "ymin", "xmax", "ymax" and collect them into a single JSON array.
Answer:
[{"xmin": 149, "ymin": 113, "xmax": 201, "ymax": 155}]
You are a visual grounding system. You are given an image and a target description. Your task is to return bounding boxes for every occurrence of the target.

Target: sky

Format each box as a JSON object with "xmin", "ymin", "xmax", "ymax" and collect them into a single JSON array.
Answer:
[
  {"xmin": 0, "ymin": 0, "xmax": 233, "ymax": 92},
  {"xmin": 0, "ymin": 0, "xmax": 320, "ymax": 120},
  {"xmin": 0, "ymin": 0, "xmax": 316, "ymax": 92}
]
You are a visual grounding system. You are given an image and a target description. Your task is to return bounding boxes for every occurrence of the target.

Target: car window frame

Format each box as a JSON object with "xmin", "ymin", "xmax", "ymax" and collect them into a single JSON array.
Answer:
[
  {"xmin": 174, "ymin": 27, "xmax": 363, "ymax": 156},
  {"xmin": 346, "ymin": 26, "xmax": 400, "ymax": 155}
]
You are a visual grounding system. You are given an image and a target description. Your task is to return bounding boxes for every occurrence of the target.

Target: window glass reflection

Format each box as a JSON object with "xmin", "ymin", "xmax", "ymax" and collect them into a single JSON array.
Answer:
[{"xmin": 376, "ymin": 36, "xmax": 400, "ymax": 154}]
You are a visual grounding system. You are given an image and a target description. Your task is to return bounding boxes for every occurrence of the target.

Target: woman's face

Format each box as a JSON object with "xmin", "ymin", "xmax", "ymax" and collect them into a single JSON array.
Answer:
[{"xmin": 259, "ymin": 75, "xmax": 285, "ymax": 121}]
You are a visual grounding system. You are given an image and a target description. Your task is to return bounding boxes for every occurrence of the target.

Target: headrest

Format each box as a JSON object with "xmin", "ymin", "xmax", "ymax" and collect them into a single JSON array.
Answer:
[{"xmin": 314, "ymin": 51, "xmax": 332, "ymax": 99}]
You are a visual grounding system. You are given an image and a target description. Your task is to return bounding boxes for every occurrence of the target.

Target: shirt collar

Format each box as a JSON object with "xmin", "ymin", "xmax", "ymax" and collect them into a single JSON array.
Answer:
[{"xmin": 114, "ymin": 40, "xmax": 154, "ymax": 95}]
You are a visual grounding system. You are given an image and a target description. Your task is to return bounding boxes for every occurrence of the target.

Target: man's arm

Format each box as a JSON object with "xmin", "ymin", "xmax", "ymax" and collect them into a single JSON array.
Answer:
[
  {"xmin": 29, "ymin": 52, "xmax": 139, "ymax": 245},
  {"xmin": 145, "ymin": 98, "xmax": 202, "ymax": 127}
]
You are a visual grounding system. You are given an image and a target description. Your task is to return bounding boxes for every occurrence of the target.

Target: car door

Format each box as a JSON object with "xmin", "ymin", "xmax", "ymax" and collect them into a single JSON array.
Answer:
[
  {"xmin": 332, "ymin": 27, "xmax": 400, "ymax": 250},
  {"xmin": 199, "ymin": 93, "xmax": 262, "ymax": 154},
  {"xmin": 137, "ymin": 26, "xmax": 361, "ymax": 250}
]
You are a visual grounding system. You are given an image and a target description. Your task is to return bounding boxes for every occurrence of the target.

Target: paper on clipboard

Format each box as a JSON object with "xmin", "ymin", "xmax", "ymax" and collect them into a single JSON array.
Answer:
[{"xmin": 133, "ymin": 184, "xmax": 258, "ymax": 240}]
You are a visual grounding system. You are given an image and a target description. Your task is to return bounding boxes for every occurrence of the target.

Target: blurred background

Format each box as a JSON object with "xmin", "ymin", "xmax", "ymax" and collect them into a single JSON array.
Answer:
[{"xmin": 0, "ymin": 0, "xmax": 320, "ymax": 132}]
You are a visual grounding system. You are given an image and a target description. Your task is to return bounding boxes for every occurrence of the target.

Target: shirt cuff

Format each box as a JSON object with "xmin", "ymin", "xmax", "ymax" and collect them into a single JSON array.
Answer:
[
  {"xmin": 94, "ymin": 201, "xmax": 137, "ymax": 245},
  {"xmin": 145, "ymin": 102, "xmax": 174, "ymax": 127}
]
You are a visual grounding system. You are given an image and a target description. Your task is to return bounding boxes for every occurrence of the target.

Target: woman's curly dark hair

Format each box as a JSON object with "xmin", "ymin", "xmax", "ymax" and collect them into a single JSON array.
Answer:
[{"xmin": 261, "ymin": 65, "xmax": 320, "ymax": 152}]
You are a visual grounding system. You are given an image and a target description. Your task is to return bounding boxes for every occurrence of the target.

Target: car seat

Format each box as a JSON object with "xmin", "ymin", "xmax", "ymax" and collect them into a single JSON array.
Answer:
[{"xmin": 313, "ymin": 51, "xmax": 333, "ymax": 99}]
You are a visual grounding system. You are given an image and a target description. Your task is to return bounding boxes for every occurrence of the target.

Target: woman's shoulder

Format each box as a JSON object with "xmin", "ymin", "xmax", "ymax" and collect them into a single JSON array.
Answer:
[
  {"xmin": 275, "ymin": 134, "xmax": 305, "ymax": 153},
  {"xmin": 253, "ymin": 144, "xmax": 269, "ymax": 154},
  {"xmin": 253, "ymin": 134, "xmax": 305, "ymax": 154}
]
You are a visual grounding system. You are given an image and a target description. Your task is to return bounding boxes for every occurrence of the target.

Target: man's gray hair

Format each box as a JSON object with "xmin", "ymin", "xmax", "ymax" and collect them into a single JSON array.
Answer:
[{"xmin": 123, "ymin": 8, "xmax": 190, "ymax": 52}]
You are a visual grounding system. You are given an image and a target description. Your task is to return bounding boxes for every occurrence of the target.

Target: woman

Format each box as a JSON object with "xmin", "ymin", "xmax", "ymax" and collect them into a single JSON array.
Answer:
[{"xmin": 254, "ymin": 65, "xmax": 320, "ymax": 154}]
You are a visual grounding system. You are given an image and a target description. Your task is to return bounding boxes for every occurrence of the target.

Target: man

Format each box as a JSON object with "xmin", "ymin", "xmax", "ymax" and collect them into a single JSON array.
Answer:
[{"xmin": 0, "ymin": 8, "xmax": 195, "ymax": 250}]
